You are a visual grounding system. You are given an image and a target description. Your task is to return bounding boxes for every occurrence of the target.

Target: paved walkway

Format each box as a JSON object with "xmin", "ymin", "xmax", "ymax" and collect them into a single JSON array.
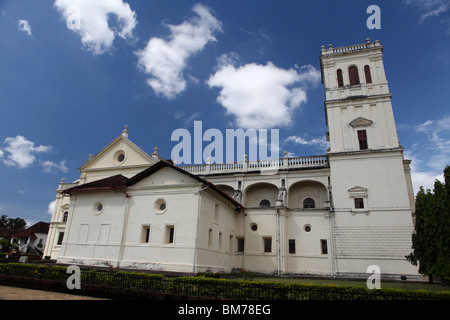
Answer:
[{"xmin": 0, "ymin": 285, "xmax": 107, "ymax": 300}]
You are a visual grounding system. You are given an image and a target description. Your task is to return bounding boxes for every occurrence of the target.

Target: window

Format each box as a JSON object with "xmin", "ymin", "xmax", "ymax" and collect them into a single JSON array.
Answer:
[
  {"xmin": 229, "ymin": 235, "xmax": 233, "ymax": 253},
  {"xmin": 57, "ymin": 232, "xmax": 64, "ymax": 245},
  {"xmin": 354, "ymin": 198, "xmax": 364, "ymax": 209},
  {"xmin": 304, "ymin": 225, "xmax": 312, "ymax": 233},
  {"xmin": 250, "ymin": 223, "xmax": 258, "ymax": 231},
  {"xmin": 303, "ymin": 198, "xmax": 315, "ymax": 208},
  {"xmin": 364, "ymin": 65, "xmax": 372, "ymax": 83},
  {"xmin": 337, "ymin": 69, "xmax": 344, "ymax": 87},
  {"xmin": 154, "ymin": 198, "xmax": 167, "ymax": 214},
  {"xmin": 219, "ymin": 232, "xmax": 223, "ymax": 250},
  {"xmin": 348, "ymin": 66, "xmax": 360, "ymax": 85},
  {"xmin": 263, "ymin": 237, "xmax": 272, "ymax": 253},
  {"xmin": 321, "ymin": 239, "xmax": 328, "ymax": 254},
  {"xmin": 142, "ymin": 226, "xmax": 151, "ymax": 243},
  {"xmin": 62, "ymin": 211, "xmax": 68, "ymax": 222},
  {"xmin": 259, "ymin": 199, "xmax": 271, "ymax": 208},
  {"xmin": 165, "ymin": 225, "xmax": 175, "ymax": 244},
  {"xmin": 93, "ymin": 202, "xmax": 104, "ymax": 215},
  {"xmin": 117, "ymin": 153, "xmax": 125, "ymax": 162},
  {"xmin": 208, "ymin": 229, "xmax": 213, "ymax": 248},
  {"xmin": 289, "ymin": 239, "xmax": 296, "ymax": 254},
  {"xmin": 237, "ymin": 238, "xmax": 245, "ymax": 253},
  {"xmin": 357, "ymin": 130, "xmax": 368, "ymax": 150},
  {"xmin": 214, "ymin": 204, "xmax": 219, "ymax": 222}
]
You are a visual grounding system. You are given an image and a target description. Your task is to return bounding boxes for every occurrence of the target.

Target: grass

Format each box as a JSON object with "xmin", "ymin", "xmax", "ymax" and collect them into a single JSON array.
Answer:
[{"xmin": 233, "ymin": 275, "xmax": 450, "ymax": 292}]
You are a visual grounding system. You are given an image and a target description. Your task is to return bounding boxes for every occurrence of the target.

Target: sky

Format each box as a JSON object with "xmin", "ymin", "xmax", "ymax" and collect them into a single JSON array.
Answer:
[{"xmin": 0, "ymin": 0, "xmax": 449, "ymax": 226}]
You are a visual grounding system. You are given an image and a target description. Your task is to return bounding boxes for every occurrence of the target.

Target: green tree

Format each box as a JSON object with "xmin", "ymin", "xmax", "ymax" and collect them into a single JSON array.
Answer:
[
  {"xmin": 407, "ymin": 166, "xmax": 450, "ymax": 283},
  {"xmin": 0, "ymin": 215, "xmax": 26, "ymax": 230}
]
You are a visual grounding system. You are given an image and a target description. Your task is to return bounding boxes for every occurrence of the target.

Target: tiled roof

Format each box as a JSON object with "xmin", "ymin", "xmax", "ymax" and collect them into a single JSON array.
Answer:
[
  {"xmin": 64, "ymin": 160, "xmax": 244, "ymax": 209},
  {"xmin": 12, "ymin": 221, "xmax": 49, "ymax": 238}
]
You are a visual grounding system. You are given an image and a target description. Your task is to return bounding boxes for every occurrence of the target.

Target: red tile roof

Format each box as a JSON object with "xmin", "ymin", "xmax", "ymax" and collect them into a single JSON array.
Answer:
[{"xmin": 12, "ymin": 221, "xmax": 49, "ymax": 238}]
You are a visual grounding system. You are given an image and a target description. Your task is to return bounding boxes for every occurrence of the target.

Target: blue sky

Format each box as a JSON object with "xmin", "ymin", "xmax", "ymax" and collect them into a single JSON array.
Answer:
[{"xmin": 0, "ymin": 0, "xmax": 449, "ymax": 225}]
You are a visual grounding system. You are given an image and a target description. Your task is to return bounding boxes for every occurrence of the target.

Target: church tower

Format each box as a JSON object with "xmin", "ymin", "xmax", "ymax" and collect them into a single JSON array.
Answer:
[{"xmin": 319, "ymin": 39, "xmax": 417, "ymax": 276}]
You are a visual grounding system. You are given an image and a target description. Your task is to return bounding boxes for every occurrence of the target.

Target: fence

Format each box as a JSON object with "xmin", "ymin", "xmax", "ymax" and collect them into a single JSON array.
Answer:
[{"xmin": 1, "ymin": 263, "xmax": 449, "ymax": 300}]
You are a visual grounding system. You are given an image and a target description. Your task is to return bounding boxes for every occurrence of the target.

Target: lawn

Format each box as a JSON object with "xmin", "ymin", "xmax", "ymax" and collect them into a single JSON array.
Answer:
[{"xmin": 234, "ymin": 276, "xmax": 450, "ymax": 292}]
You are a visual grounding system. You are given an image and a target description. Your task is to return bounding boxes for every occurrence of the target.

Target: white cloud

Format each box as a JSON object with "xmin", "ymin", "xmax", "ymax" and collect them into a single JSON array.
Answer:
[
  {"xmin": 18, "ymin": 19, "xmax": 33, "ymax": 37},
  {"xmin": 1, "ymin": 136, "xmax": 52, "ymax": 169},
  {"xmin": 207, "ymin": 61, "xmax": 320, "ymax": 129},
  {"xmin": 136, "ymin": 4, "xmax": 222, "ymax": 99},
  {"xmin": 54, "ymin": 0, "xmax": 137, "ymax": 55},
  {"xmin": 404, "ymin": 151, "xmax": 444, "ymax": 195},
  {"xmin": 48, "ymin": 200, "xmax": 56, "ymax": 215},
  {"xmin": 40, "ymin": 160, "xmax": 68, "ymax": 173},
  {"xmin": 285, "ymin": 135, "xmax": 329, "ymax": 149},
  {"xmin": 405, "ymin": 0, "xmax": 450, "ymax": 33}
]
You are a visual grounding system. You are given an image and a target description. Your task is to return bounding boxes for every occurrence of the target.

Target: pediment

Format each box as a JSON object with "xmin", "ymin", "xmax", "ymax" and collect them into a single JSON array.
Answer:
[
  {"xmin": 79, "ymin": 131, "xmax": 156, "ymax": 172},
  {"xmin": 350, "ymin": 117, "xmax": 373, "ymax": 128},
  {"xmin": 348, "ymin": 186, "xmax": 368, "ymax": 197}
]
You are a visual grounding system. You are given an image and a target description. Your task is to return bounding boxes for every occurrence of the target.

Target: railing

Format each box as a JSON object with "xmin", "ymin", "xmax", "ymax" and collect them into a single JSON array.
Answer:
[
  {"xmin": 179, "ymin": 155, "xmax": 328, "ymax": 175},
  {"xmin": 321, "ymin": 39, "xmax": 381, "ymax": 55}
]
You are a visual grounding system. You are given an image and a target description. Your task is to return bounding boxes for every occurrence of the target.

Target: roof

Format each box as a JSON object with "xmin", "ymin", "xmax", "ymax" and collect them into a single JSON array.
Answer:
[
  {"xmin": 0, "ymin": 228, "xmax": 15, "ymax": 239},
  {"xmin": 12, "ymin": 222, "xmax": 49, "ymax": 238},
  {"xmin": 64, "ymin": 160, "xmax": 244, "ymax": 210}
]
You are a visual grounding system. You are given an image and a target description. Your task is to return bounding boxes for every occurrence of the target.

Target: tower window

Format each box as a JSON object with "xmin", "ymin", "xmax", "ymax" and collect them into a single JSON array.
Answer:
[
  {"xmin": 303, "ymin": 198, "xmax": 315, "ymax": 208},
  {"xmin": 349, "ymin": 66, "xmax": 360, "ymax": 85},
  {"xmin": 364, "ymin": 65, "xmax": 372, "ymax": 83},
  {"xmin": 357, "ymin": 130, "xmax": 368, "ymax": 150},
  {"xmin": 337, "ymin": 69, "xmax": 344, "ymax": 87},
  {"xmin": 263, "ymin": 237, "xmax": 272, "ymax": 253},
  {"xmin": 62, "ymin": 211, "xmax": 68, "ymax": 222}
]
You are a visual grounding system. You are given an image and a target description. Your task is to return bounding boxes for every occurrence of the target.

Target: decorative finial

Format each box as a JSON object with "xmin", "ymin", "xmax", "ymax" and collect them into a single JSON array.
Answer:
[
  {"xmin": 153, "ymin": 146, "xmax": 158, "ymax": 154},
  {"xmin": 122, "ymin": 125, "xmax": 129, "ymax": 138},
  {"xmin": 366, "ymin": 38, "xmax": 371, "ymax": 43}
]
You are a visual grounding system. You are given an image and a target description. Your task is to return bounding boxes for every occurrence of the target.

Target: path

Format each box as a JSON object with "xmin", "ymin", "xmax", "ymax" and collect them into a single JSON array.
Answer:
[{"xmin": 0, "ymin": 285, "xmax": 107, "ymax": 300}]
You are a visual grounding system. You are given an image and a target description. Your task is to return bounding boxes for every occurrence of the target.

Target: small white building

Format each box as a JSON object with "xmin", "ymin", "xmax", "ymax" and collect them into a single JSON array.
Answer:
[
  {"xmin": 11, "ymin": 221, "xmax": 49, "ymax": 254},
  {"xmin": 44, "ymin": 39, "xmax": 419, "ymax": 279}
]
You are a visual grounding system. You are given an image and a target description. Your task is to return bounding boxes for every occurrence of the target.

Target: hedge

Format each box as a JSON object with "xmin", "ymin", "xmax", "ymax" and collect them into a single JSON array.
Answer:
[{"xmin": 1, "ymin": 263, "xmax": 450, "ymax": 300}]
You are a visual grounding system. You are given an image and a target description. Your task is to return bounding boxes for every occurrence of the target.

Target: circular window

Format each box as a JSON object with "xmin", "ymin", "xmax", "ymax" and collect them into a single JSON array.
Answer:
[
  {"xmin": 154, "ymin": 198, "xmax": 167, "ymax": 214},
  {"xmin": 113, "ymin": 150, "xmax": 126, "ymax": 165},
  {"xmin": 304, "ymin": 225, "xmax": 312, "ymax": 233},
  {"xmin": 93, "ymin": 202, "xmax": 104, "ymax": 214},
  {"xmin": 250, "ymin": 223, "xmax": 258, "ymax": 231}
]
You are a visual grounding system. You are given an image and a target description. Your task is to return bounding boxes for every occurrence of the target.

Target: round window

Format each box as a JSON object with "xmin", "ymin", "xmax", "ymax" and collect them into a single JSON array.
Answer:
[
  {"xmin": 117, "ymin": 153, "xmax": 125, "ymax": 162},
  {"xmin": 154, "ymin": 199, "xmax": 167, "ymax": 214},
  {"xmin": 113, "ymin": 150, "xmax": 126, "ymax": 165},
  {"xmin": 304, "ymin": 225, "xmax": 312, "ymax": 233},
  {"xmin": 93, "ymin": 202, "xmax": 104, "ymax": 214},
  {"xmin": 250, "ymin": 223, "xmax": 258, "ymax": 231}
]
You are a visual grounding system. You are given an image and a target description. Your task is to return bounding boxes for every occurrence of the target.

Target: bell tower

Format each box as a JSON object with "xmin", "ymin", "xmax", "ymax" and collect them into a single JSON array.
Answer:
[{"xmin": 319, "ymin": 39, "xmax": 417, "ymax": 276}]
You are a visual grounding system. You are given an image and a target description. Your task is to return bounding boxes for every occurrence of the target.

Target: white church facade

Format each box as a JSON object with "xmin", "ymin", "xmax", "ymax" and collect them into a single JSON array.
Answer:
[{"xmin": 43, "ymin": 39, "xmax": 419, "ymax": 278}]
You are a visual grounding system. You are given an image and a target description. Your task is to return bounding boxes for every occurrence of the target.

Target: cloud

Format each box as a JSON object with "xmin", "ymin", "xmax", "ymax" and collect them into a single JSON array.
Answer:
[
  {"xmin": 48, "ymin": 200, "xmax": 56, "ymax": 215},
  {"xmin": 40, "ymin": 160, "xmax": 68, "ymax": 173},
  {"xmin": 1, "ymin": 136, "xmax": 52, "ymax": 169},
  {"xmin": 405, "ymin": 0, "xmax": 450, "ymax": 33},
  {"xmin": 54, "ymin": 0, "xmax": 137, "ymax": 55},
  {"xmin": 285, "ymin": 135, "xmax": 329, "ymax": 149},
  {"xmin": 136, "ymin": 4, "xmax": 222, "ymax": 99},
  {"xmin": 207, "ymin": 61, "xmax": 320, "ymax": 129},
  {"xmin": 404, "ymin": 151, "xmax": 444, "ymax": 195},
  {"xmin": 18, "ymin": 19, "xmax": 33, "ymax": 37}
]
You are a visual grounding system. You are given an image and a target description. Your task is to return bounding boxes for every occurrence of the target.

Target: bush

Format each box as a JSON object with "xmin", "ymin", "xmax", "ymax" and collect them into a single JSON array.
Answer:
[{"xmin": 1, "ymin": 263, "xmax": 450, "ymax": 300}]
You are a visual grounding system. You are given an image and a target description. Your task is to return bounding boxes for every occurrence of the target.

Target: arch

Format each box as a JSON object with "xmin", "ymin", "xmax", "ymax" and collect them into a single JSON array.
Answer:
[
  {"xmin": 348, "ymin": 66, "xmax": 360, "ymax": 85},
  {"xmin": 288, "ymin": 180, "xmax": 328, "ymax": 209},
  {"xmin": 215, "ymin": 184, "xmax": 235, "ymax": 198},
  {"xmin": 244, "ymin": 182, "xmax": 278, "ymax": 208},
  {"xmin": 337, "ymin": 69, "xmax": 344, "ymax": 87}
]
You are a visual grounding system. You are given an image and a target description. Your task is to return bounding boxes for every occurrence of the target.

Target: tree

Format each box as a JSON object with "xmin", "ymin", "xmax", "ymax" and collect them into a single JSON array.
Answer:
[
  {"xmin": 0, "ymin": 215, "xmax": 26, "ymax": 230},
  {"xmin": 407, "ymin": 166, "xmax": 450, "ymax": 283}
]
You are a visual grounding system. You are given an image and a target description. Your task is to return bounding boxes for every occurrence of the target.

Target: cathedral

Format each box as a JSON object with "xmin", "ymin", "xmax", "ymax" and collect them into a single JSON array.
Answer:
[{"xmin": 43, "ymin": 39, "xmax": 419, "ymax": 279}]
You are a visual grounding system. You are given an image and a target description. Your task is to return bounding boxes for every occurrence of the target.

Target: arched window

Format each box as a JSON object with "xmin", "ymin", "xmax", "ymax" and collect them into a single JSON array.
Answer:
[
  {"xmin": 337, "ymin": 69, "xmax": 344, "ymax": 87},
  {"xmin": 259, "ymin": 199, "xmax": 271, "ymax": 208},
  {"xmin": 303, "ymin": 198, "xmax": 315, "ymax": 208},
  {"xmin": 364, "ymin": 65, "xmax": 372, "ymax": 83},
  {"xmin": 62, "ymin": 211, "xmax": 68, "ymax": 222},
  {"xmin": 348, "ymin": 66, "xmax": 360, "ymax": 85}
]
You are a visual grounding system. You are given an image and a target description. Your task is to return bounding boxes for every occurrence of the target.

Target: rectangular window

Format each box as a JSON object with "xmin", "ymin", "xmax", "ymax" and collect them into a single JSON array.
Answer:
[
  {"xmin": 208, "ymin": 229, "xmax": 213, "ymax": 248},
  {"xmin": 354, "ymin": 197, "xmax": 364, "ymax": 209},
  {"xmin": 219, "ymin": 232, "xmax": 223, "ymax": 250},
  {"xmin": 237, "ymin": 237, "xmax": 244, "ymax": 253},
  {"xmin": 289, "ymin": 239, "xmax": 296, "ymax": 254},
  {"xmin": 321, "ymin": 239, "xmax": 328, "ymax": 255},
  {"xmin": 357, "ymin": 130, "xmax": 368, "ymax": 150},
  {"xmin": 57, "ymin": 232, "xmax": 64, "ymax": 245},
  {"xmin": 229, "ymin": 235, "xmax": 233, "ymax": 253},
  {"xmin": 165, "ymin": 225, "xmax": 175, "ymax": 244},
  {"xmin": 263, "ymin": 237, "xmax": 272, "ymax": 253},
  {"xmin": 141, "ymin": 226, "xmax": 150, "ymax": 243}
]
